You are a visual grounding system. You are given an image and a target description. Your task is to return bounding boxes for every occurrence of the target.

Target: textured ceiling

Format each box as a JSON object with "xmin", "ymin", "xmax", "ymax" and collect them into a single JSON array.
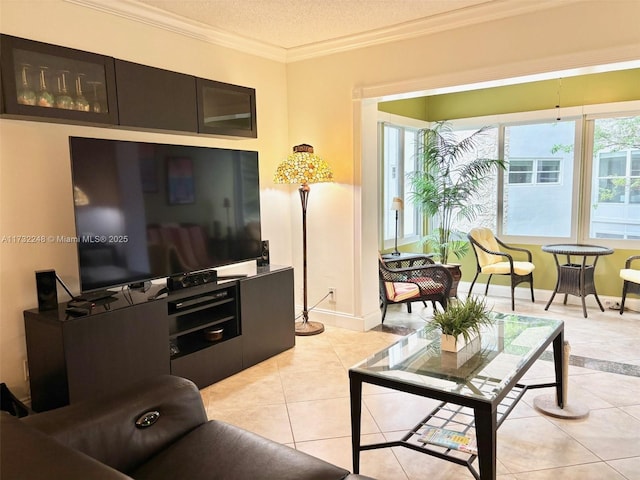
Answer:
[
  {"xmin": 133, "ymin": 0, "xmax": 516, "ymax": 49},
  {"xmin": 76, "ymin": 0, "xmax": 583, "ymax": 61}
]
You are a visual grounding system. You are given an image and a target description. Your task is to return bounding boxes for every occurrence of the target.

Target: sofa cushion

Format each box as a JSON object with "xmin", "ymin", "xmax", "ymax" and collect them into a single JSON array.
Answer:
[
  {"xmin": 132, "ymin": 419, "xmax": 354, "ymax": 480},
  {"xmin": 1, "ymin": 412, "xmax": 130, "ymax": 480},
  {"xmin": 24, "ymin": 375, "xmax": 207, "ymax": 475},
  {"xmin": 481, "ymin": 261, "xmax": 535, "ymax": 276},
  {"xmin": 384, "ymin": 281, "xmax": 420, "ymax": 301},
  {"xmin": 469, "ymin": 227, "xmax": 503, "ymax": 266}
]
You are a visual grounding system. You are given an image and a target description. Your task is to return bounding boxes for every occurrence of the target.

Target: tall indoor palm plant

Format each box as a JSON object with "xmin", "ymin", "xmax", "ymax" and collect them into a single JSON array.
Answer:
[{"xmin": 410, "ymin": 121, "xmax": 506, "ymax": 264}]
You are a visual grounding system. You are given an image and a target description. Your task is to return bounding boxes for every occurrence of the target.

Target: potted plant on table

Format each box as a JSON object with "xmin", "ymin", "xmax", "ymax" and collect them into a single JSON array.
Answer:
[
  {"xmin": 432, "ymin": 296, "xmax": 493, "ymax": 352},
  {"xmin": 409, "ymin": 121, "xmax": 506, "ymax": 294}
]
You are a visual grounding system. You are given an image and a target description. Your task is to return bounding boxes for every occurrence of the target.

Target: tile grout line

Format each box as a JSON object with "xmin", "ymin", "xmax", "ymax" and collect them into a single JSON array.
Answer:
[{"xmin": 538, "ymin": 351, "xmax": 640, "ymax": 378}]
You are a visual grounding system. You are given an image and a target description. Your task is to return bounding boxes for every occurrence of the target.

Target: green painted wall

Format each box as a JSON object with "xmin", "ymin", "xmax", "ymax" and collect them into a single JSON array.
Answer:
[
  {"xmin": 378, "ymin": 68, "xmax": 640, "ymax": 121},
  {"xmin": 379, "ymin": 96, "xmax": 428, "ymax": 120}
]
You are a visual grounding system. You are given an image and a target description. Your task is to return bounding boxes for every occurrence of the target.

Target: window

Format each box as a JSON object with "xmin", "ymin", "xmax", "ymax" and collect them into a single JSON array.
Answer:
[
  {"xmin": 426, "ymin": 121, "xmax": 574, "ymax": 240},
  {"xmin": 508, "ymin": 160, "xmax": 533, "ymax": 184},
  {"xmin": 384, "ymin": 106, "xmax": 639, "ymax": 247},
  {"xmin": 503, "ymin": 121, "xmax": 576, "ymax": 237},
  {"xmin": 597, "ymin": 152, "xmax": 627, "ymax": 203},
  {"xmin": 508, "ymin": 158, "xmax": 561, "ymax": 185},
  {"xmin": 442, "ymin": 126, "xmax": 500, "ymax": 234},
  {"xmin": 538, "ymin": 159, "xmax": 562, "ymax": 183},
  {"xmin": 589, "ymin": 115, "xmax": 640, "ymax": 240},
  {"xmin": 380, "ymin": 123, "xmax": 420, "ymax": 249}
]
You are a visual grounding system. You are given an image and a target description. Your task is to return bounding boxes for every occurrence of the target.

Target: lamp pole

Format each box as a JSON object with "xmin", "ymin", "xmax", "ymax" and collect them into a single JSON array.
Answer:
[
  {"xmin": 393, "ymin": 209, "xmax": 400, "ymax": 255},
  {"xmin": 391, "ymin": 197, "xmax": 403, "ymax": 256},
  {"xmin": 296, "ymin": 183, "xmax": 324, "ymax": 335},
  {"xmin": 299, "ymin": 184, "xmax": 310, "ymax": 324}
]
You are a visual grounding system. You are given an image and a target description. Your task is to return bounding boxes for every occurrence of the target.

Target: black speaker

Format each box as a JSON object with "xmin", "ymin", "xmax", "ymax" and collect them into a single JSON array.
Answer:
[
  {"xmin": 258, "ymin": 240, "xmax": 270, "ymax": 266},
  {"xmin": 35, "ymin": 270, "xmax": 58, "ymax": 311}
]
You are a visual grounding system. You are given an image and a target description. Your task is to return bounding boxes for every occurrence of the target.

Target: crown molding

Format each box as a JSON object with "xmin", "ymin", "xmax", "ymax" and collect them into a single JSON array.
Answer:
[
  {"xmin": 66, "ymin": 0, "xmax": 584, "ymax": 64},
  {"xmin": 64, "ymin": 0, "xmax": 288, "ymax": 62},
  {"xmin": 285, "ymin": 0, "xmax": 584, "ymax": 62}
]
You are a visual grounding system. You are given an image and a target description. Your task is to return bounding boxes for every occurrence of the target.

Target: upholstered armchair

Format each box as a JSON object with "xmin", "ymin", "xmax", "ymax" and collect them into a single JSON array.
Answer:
[
  {"xmin": 620, "ymin": 255, "xmax": 640, "ymax": 315},
  {"xmin": 378, "ymin": 254, "xmax": 453, "ymax": 323},
  {"xmin": 467, "ymin": 227, "xmax": 535, "ymax": 310}
]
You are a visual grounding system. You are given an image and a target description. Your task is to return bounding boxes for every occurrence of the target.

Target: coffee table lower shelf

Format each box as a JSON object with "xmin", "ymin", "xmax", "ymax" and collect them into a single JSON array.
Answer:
[{"xmin": 357, "ymin": 382, "xmax": 550, "ymax": 480}]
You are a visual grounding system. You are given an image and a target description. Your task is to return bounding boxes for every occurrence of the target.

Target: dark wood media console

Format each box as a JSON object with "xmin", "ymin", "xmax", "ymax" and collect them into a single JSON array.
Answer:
[{"xmin": 24, "ymin": 265, "xmax": 294, "ymax": 412}]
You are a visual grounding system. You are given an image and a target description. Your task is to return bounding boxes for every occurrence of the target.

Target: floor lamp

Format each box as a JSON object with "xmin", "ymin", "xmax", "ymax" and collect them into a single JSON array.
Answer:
[
  {"xmin": 274, "ymin": 144, "xmax": 333, "ymax": 336},
  {"xmin": 391, "ymin": 197, "xmax": 403, "ymax": 255}
]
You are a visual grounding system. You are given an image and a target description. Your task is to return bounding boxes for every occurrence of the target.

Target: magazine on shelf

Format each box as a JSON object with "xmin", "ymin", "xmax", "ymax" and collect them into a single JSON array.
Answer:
[{"xmin": 419, "ymin": 427, "xmax": 478, "ymax": 454}]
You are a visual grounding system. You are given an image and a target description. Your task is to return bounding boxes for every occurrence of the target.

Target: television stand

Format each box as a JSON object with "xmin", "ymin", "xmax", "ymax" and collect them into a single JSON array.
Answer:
[
  {"xmin": 128, "ymin": 280, "xmax": 152, "ymax": 292},
  {"xmin": 217, "ymin": 274, "xmax": 248, "ymax": 280},
  {"xmin": 75, "ymin": 290, "xmax": 117, "ymax": 302},
  {"xmin": 24, "ymin": 265, "xmax": 295, "ymax": 412},
  {"xmin": 148, "ymin": 287, "xmax": 169, "ymax": 300}
]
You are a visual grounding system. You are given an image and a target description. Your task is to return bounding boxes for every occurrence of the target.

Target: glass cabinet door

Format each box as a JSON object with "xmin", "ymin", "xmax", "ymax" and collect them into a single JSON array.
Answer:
[
  {"xmin": 196, "ymin": 78, "xmax": 257, "ymax": 138},
  {"xmin": 1, "ymin": 34, "xmax": 118, "ymax": 125}
]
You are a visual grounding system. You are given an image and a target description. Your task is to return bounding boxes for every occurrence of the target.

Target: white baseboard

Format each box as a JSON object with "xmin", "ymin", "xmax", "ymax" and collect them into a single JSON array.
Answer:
[{"xmin": 307, "ymin": 308, "xmax": 376, "ymax": 331}]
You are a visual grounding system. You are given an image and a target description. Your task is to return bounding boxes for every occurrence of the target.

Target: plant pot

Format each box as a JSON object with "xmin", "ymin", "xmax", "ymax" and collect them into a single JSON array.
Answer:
[
  {"xmin": 440, "ymin": 332, "xmax": 479, "ymax": 353},
  {"xmin": 441, "ymin": 337, "xmax": 482, "ymax": 368}
]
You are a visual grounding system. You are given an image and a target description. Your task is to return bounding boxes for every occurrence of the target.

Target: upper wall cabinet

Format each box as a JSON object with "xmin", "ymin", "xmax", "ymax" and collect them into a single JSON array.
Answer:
[
  {"xmin": 197, "ymin": 78, "xmax": 257, "ymax": 138},
  {"xmin": 115, "ymin": 60, "xmax": 198, "ymax": 133},
  {"xmin": 1, "ymin": 35, "xmax": 257, "ymax": 138},
  {"xmin": 0, "ymin": 34, "xmax": 118, "ymax": 125}
]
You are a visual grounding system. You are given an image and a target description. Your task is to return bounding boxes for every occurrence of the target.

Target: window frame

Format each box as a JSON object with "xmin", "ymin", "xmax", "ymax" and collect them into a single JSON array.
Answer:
[
  {"xmin": 378, "ymin": 112, "xmax": 428, "ymax": 251},
  {"xmin": 583, "ymin": 109, "xmax": 640, "ymax": 244},
  {"xmin": 449, "ymin": 114, "xmax": 583, "ymax": 245},
  {"xmin": 456, "ymin": 103, "xmax": 640, "ymax": 248}
]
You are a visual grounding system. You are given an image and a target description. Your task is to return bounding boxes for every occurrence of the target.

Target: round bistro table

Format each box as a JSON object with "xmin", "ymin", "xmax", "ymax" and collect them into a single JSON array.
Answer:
[{"xmin": 542, "ymin": 244, "xmax": 614, "ymax": 318}]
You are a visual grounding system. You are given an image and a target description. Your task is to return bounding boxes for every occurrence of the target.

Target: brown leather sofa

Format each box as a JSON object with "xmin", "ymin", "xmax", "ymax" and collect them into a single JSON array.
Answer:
[{"xmin": 1, "ymin": 375, "xmax": 375, "ymax": 480}]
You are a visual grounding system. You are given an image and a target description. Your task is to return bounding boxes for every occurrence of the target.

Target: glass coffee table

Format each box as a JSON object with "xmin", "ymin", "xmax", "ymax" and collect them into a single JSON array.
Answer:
[{"xmin": 349, "ymin": 312, "xmax": 564, "ymax": 480}]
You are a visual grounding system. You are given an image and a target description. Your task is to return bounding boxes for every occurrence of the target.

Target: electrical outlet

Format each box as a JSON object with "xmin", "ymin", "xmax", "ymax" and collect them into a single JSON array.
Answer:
[
  {"xmin": 328, "ymin": 287, "xmax": 336, "ymax": 303},
  {"xmin": 23, "ymin": 360, "xmax": 29, "ymax": 381}
]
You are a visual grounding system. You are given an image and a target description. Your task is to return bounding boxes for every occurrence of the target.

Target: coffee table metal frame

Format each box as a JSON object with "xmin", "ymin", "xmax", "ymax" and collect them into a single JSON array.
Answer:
[
  {"xmin": 542, "ymin": 243, "xmax": 614, "ymax": 318},
  {"xmin": 349, "ymin": 314, "xmax": 564, "ymax": 480}
]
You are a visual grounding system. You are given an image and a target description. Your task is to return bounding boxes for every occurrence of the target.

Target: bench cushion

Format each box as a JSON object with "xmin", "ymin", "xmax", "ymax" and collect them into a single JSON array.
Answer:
[
  {"xmin": 620, "ymin": 268, "xmax": 640, "ymax": 284},
  {"xmin": 481, "ymin": 261, "xmax": 535, "ymax": 276},
  {"xmin": 384, "ymin": 282, "xmax": 420, "ymax": 301}
]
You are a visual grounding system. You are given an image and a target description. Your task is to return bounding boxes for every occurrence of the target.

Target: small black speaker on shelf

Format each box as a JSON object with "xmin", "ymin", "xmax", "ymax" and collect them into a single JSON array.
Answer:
[
  {"xmin": 258, "ymin": 240, "xmax": 270, "ymax": 266},
  {"xmin": 35, "ymin": 269, "xmax": 58, "ymax": 311}
]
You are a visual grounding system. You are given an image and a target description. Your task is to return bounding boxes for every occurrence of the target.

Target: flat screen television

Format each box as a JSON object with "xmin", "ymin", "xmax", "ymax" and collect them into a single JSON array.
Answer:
[{"xmin": 69, "ymin": 137, "xmax": 261, "ymax": 293}]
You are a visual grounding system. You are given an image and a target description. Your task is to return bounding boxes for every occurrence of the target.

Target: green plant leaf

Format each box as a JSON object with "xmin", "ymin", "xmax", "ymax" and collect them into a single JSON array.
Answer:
[{"xmin": 432, "ymin": 296, "xmax": 493, "ymax": 343}]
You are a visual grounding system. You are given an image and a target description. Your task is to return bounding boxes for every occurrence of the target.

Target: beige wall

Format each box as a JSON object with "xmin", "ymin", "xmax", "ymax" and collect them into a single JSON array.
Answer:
[
  {"xmin": 0, "ymin": 1, "xmax": 291, "ymax": 399},
  {"xmin": 286, "ymin": 0, "xmax": 640, "ymax": 331},
  {"xmin": 1, "ymin": 0, "xmax": 639, "ymax": 400}
]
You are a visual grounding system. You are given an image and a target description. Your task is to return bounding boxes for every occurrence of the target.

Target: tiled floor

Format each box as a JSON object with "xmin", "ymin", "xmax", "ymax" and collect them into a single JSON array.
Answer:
[{"xmin": 200, "ymin": 293, "xmax": 640, "ymax": 480}]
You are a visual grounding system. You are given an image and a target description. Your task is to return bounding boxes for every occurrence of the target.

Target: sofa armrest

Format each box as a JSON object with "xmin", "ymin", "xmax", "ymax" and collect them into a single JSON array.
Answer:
[
  {"xmin": 132, "ymin": 419, "xmax": 377, "ymax": 480},
  {"xmin": 23, "ymin": 375, "xmax": 207, "ymax": 475},
  {"xmin": 1, "ymin": 412, "xmax": 130, "ymax": 480}
]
